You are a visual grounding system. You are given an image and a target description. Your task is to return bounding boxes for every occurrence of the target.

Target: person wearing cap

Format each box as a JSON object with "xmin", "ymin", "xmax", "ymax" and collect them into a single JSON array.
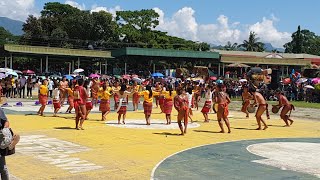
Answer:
[{"xmin": 274, "ymin": 90, "xmax": 294, "ymax": 126}]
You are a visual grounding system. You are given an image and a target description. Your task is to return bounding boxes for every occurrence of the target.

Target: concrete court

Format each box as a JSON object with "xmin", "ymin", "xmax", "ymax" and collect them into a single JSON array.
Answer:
[{"xmin": 3, "ymin": 100, "xmax": 320, "ymax": 180}]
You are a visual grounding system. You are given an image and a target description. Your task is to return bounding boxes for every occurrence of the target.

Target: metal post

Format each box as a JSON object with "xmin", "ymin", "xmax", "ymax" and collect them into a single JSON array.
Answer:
[
  {"xmin": 72, "ymin": 60, "xmax": 75, "ymax": 72},
  {"xmin": 40, "ymin": 58, "xmax": 43, "ymax": 73},
  {"xmin": 222, "ymin": 63, "xmax": 225, "ymax": 77},
  {"xmin": 10, "ymin": 53, "xmax": 13, "ymax": 69},
  {"xmin": 153, "ymin": 64, "xmax": 155, "ymax": 73},
  {"xmin": 218, "ymin": 63, "xmax": 221, "ymax": 76},
  {"xmin": 45, "ymin": 56, "xmax": 48, "ymax": 73},
  {"xmin": 4, "ymin": 57, "xmax": 7, "ymax": 68},
  {"xmin": 286, "ymin": 66, "xmax": 289, "ymax": 76},
  {"xmin": 105, "ymin": 59, "xmax": 107, "ymax": 74},
  {"xmin": 68, "ymin": 63, "xmax": 71, "ymax": 75},
  {"xmin": 77, "ymin": 57, "xmax": 80, "ymax": 69},
  {"xmin": 99, "ymin": 61, "xmax": 102, "ymax": 74},
  {"xmin": 124, "ymin": 62, "xmax": 127, "ymax": 75}
]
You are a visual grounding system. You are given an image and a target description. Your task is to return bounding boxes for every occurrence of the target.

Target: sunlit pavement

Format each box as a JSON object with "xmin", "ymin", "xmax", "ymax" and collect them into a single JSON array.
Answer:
[{"xmin": 5, "ymin": 101, "xmax": 320, "ymax": 180}]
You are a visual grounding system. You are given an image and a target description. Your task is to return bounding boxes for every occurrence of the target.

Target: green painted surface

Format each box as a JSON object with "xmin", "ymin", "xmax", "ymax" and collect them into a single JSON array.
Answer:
[
  {"xmin": 112, "ymin": 47, "xmax": 220, "ymax": 59},
  {"xmin": 154, "ymin": 138, "xmax": 320, "ymax": 180},
  {"xmin": 4, "ymin": 44, "xmax": 112, "ymax": 58}
]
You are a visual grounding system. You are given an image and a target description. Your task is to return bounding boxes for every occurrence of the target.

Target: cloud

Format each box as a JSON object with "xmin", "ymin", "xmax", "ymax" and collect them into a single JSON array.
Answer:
[
  {"xmin": 65, "ymin": 0, "xmax": 85, "ymax": 10},
  {"xmin": 154, "ymin": 7, "xmax": 291, "ymax": 48},
  {"xmin": 248, "ymin": 17, "xmax": 291, "ymax": 47},
  {"xmin": 91, "ymin": 5, "xmax": 122, "ymax": 17},
  {"xmin": 0, "ymin": 0, "xmax": 36, "ymax": 21}
]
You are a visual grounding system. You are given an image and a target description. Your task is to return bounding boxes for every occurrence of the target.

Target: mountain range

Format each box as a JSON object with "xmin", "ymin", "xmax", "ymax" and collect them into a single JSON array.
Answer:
[
  {"xmin": 0, "ymin": 17, "xmax": 24, "ymax": 35},
  {"xmin": 210, "ymin": 43, "xmax": 285, "ymax": 52}
]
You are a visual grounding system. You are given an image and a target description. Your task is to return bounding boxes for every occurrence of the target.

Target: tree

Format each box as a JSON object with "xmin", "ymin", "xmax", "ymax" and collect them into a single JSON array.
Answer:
[
  {"xmin": 224, "ymin": 41, "xmax": 238, "ymax": 51},
  {"xmin": 239, "ymin": 31, "xmax": 264, "ymax": 52},
  {"xmin": 0, "ymin": 27, "xmax": 13, "ymax": 45},
  {"xmin": 284, "ymin": 26, "xmax": 320, "ymax": 55}
]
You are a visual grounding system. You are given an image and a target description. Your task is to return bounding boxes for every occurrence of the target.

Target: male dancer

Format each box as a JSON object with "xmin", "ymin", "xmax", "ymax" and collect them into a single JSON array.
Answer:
[
  {"xmin": 241, "ymin": 85, "xmax": 252, "ymax": 118},
  {"xmin": 249, "ymin": 85, "xmax": 269, "ymax": 130},
  {"xmin": 275, "ymin": 89, "xmax": 294, "ymax": 126},
  {"xmin": 215, "ymin": 84, "xmax": 231, "ymax": 133}
]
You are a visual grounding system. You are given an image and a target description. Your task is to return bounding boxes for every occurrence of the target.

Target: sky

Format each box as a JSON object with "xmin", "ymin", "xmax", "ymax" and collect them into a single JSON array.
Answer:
[{"xmin": 1, "ymin": 0, "xmax": 320, "ymax": 48}]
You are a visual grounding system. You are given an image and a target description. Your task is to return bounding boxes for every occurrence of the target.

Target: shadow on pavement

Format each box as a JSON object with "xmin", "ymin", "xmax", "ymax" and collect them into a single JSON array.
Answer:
[{"xmin": 153, "ymin": 132, "xmax": 181, "ymax": 136}]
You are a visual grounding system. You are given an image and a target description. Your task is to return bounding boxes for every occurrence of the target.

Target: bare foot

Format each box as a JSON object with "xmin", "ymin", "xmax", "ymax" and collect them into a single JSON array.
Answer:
[
  {"xmin": 289, "ymin": 120, "xmax": 294, "ymax": 125},
  {"xmin": 219, "ymin": 131, "xmax": 225, "ymax": 133},
  {"xmin": 122, "ymin": 121, "xmax": 126, "ymax": 124},
  {"xmin": 228, "ymin": 131, "xmax": 231, "ymax": 133},
  {"xmin": 204, "ymin": 121, "xmax": 209, "ymax": 123},
  {"xmin": 263, "ymin": 126, "xmax": 268, "ymax": 130},
  {"xmin": 76, "ymin": 127, "xmax": 80, "ymax": 130},
  {"xmin": 80, "ymin": 127, "xmax": 84, "ymax": 130},
  {"xmin": 179, "ymin": 133, "xmax": 184, "ymax": 136},
  {"xmin": 256, "ymin": 127, "xmax": 262, "ymax": 130},
  {"xmin": 118, "ymin": 121, "xmax": 121, "ymax": 124},
  {"xmin": 284, "ymin": 125, "xmax": 290, "ymax": 127}
]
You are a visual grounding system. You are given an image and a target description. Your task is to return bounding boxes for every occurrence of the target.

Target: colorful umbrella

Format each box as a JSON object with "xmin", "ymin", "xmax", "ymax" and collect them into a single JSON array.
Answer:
[
  {"xmin": 22, "ymin": 70, "xmax": 35, "ymax": 74},
  {"xmin": 122, "ymin": 74, "xmax": 131, "ymax": 80},
  {"xmin": 63, "ymin": 75, "xmax": 74, "ymax": 80},
  {"xmin": 14, "ymin": 70, "xmax": 22, "ymax": 74},
  {"xmin": 6, "ymin": 71, "xmax": 18, "ymax": 77},
  {"xmin": 296, "ymin": 78, "xmax": 308, "ymax": 84},
  {"xmin": 0, "ymin": 68, "xmax": 13, "ymax": 73},
  {"xmin": 89, "ymin": 74, "xmax": 100, "ymax": 78},
  {"xmin": 312, "ymin": 78, "xmax": 320, "ymax": 84},
  {"xmin": 152, "ymin": 72, "xmax": 164, "ymax": 77},
  {"xmin": 210, "ymin": 76, "xmax": 217, "ymax": 81}
]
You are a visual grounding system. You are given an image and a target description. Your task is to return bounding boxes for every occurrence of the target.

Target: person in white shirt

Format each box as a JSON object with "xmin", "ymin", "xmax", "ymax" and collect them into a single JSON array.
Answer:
[
  {"xmin": 48, "ymin": 79, "xmax": 54, "ymax": 98},
  {"xmin": 186, "ymin": 87, "xmax": 194, "ymax": 123},
  {"xmin": 201, "ymin": 85, "xmax": 213, "ymax": 122},
  {"xmin": 52, "ymin": 86, "xmax": 61, "ymax": 117}
]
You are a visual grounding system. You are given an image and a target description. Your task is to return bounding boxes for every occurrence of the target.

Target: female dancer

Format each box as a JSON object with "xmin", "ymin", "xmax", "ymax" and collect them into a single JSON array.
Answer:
[
  {"xmin": 153, "ymin": 83, "xmax": 162, "ymax": 108},
  {"xmin": 113, "ymin": 85, "xmax": 134, "ymax": 124},
  {"xmin": 84, "ymin": 80, "xmax": 93, "ymax": 120},
  {"xmin": 73, "ymin": 79, "xmax": 87, "ymax": 130},
  {"xmin": 98, "ymin": 83, "xmax": 112, "ymax": 121},
  {"xmin": 161, "ymin": 85, "xmax": 176, "ymax": 125},
  {"xmin": 59, "ymin": 77, "xmax": 68, "ymax": 106},
  {"xmin": 66, "ymin": 83, "xmax": 74, "ymax": 113},
  {"xmin": 112, "ymin": 81, "xmax": 121, "ymax": 111},
  {"xmin": 139, "ymin": 85, "xmax": 160, "ymax": 125},
  {"xmin": 132, "ymin": 81, "xmax": 140, "ymax": 111},
  {"xmin": 37, "ymin": 79, "xmax": 48, "ymax": 116},
  {"xmin": 186, "ymin": 87, "xmax": 194, "ymax": 123},
  {"xmin": 174, "ymin": 87, "xmax": 189, "ymax": 135},
  {"xmin": 201, "ymin": 85, "xmax": 213, "ymax": 122}
]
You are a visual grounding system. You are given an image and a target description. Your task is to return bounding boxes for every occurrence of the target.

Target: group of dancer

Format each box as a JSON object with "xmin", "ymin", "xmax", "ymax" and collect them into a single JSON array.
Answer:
[{"xmin": 36, "ymin": 77, "xmax": 294, "ymax": 134}]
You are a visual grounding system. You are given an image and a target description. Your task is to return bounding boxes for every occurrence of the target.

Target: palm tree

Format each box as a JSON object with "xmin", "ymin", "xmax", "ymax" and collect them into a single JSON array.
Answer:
[
  {"xmin": 239, "ymin": 31, "xmax": 265, "ymax": 52},
  {"xmin": 224, "ymin": 41, "xmax": 238, "ymax": 51}
]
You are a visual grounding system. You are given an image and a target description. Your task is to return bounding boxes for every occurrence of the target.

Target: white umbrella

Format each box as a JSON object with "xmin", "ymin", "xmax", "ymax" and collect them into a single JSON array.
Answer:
[
  {"xmin": 14, "ymin": 70, "xmax": 22, "ymax": 74},
  {"xmin": 132, "ymin": 77, "xmax": 142, "ymax": 83},
  {"xmin": 0, "ymin": 68, "xmax": 13, "ymax": 73},
  {"xmin": 73, "ymin": 68, "xmax": 84, "ymax": 73},
  {"xmin": 304, "ymin": 85, "xmax": 314, "ymax": 89},
  {"xmin": 6, "ymin": 71, "xmax": 18, "ymax": 77},
  {"xmin": 296, "ymin": 78, "xmax": 308, "ymax": 83},
  {"xmin": 239, "ymin": 79, "xmax": 247, "ymax": 82}
]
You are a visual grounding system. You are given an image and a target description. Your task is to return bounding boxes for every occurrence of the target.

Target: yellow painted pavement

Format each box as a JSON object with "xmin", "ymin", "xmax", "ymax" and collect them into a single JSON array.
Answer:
[{"xmin": 6, "ymin": 107, "xmax": 320, "ymax": 180}]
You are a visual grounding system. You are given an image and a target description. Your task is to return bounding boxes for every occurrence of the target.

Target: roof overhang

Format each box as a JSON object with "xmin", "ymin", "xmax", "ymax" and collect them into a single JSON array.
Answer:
[
  {"xmin": 2, "ymin": 44, "xmax": 112, "ymax": 58},
  {"xmin": 112, "ymin": 47, "xmax": 220, "ymax": 59},
  {"xmin": 221, "ymin": 56, "xmax": 310, "ymax": 66}
]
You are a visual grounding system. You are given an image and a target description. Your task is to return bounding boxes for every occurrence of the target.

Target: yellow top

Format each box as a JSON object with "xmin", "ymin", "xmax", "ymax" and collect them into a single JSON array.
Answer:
[
  {"xmin": 139, "ymin": 90, "xmax": 160, "ymax": 103},
  {"xmin": 39, "ymin": 85, "xmax": 48, "ymax": 95},
  {"xmin": 162, "ymin": 91, "xmax": 176, "ymax": 100},
  {"xmin": 11, "ymin": 78, "xmax": 15, "ymax": 86},
  {"xmin": 66, "ymin": 88, "xmax": 73, "ymax": 97},
  {"xmin": 98, "ymin": 88, "xmax": 112, "ymax": 100}
]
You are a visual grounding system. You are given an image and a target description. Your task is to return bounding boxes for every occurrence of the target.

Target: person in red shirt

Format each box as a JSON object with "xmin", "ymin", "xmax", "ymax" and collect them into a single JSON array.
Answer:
[
  {"xmin": 73, "ymin": 79, "xmax": 87, "ymax": 130},
  {"xmin": 275, "ymin": 89, "xmax": 294, "ymax": 126}
]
